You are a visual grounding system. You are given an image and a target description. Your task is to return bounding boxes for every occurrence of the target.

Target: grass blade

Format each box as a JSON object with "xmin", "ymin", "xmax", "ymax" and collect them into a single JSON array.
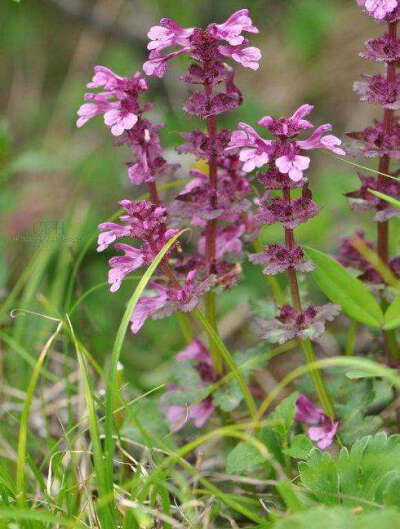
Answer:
[{"xmin": 103, "ymin": 230, "xmax": 187, "ymax": 504}]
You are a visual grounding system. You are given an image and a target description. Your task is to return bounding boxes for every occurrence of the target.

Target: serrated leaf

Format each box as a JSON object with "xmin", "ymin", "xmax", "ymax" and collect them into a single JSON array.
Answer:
[
  {"xmin": 272, "ymin": 506, "xmax": 400, "ymax": 529},
  {"xmin": 285, "ymin": 435, "xmax": 313, "ymax": 460},
  {"xmin": 305, "ymin": 247, "xmax": 384, "ymax": 328},
  {"xmin": 299, "ymin": 433, "xmax": 400, "ymax": 509},
  {"xmin": 384, "ymin": 295, "xmax": 400, "ymax": 330}
]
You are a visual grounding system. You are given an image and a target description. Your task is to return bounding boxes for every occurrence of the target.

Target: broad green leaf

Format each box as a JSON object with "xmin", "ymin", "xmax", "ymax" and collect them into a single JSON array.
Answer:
[
  {"xmin": 272, "ymin": 506, "xmax": 400, "ymax": 529},
  {"xmin": 299, "ymin": 433, "xmax": 400, "ymax": 509},
  {"xmin": 305, "ymin": 247, "xmax": 384, "ymax": 328},
  {"xmin": 384, "ymin": 295, "xmax": 400, "ymax": 330},
  {"xmin": 368, "ymin": 188, "xmax": 400, "ymax": 210},
  {"xmin": 285, "ymin": 435, "xmax": 313, "ymax": 460}
]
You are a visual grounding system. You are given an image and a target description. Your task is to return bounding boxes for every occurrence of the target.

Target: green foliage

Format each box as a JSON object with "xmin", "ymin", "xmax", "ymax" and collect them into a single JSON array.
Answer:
[
  {"xmin": 225, "ymin": 394, "xmax": 298, "ymax": 475},
  {"xmin": 226, "ymin": 436, "xmax": 269, "ymax": 475},
  {"xmin": 213, "ymin": 345, "xmax": 273, "ymax": 412},
  {"xmin": 384, "ymin": 295, "xmax": 400, "ymax": 330},
  {"xmin": 299, "ymin": 433, "xmax": 400, "ymax": 509},
  {"xmin": 305, "ymin": 247, "xmax": 384, "ymax": 328},
  {"xmin": 284, "ymin": 435, "xmax": 313, "ymax": 460},
  {"xmin": 272, "ymin": 506, "xmax": 400, "ymax": 529}
]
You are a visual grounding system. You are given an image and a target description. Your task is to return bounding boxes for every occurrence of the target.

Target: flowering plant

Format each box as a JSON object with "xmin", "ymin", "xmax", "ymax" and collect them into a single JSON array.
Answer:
[{"xmin": 69, "ymin": 3, "xmax": 400, "ymax": 527}]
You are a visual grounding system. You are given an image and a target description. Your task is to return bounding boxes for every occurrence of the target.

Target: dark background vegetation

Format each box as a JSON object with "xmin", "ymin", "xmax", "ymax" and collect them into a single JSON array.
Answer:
[{"xmin": 0, "ymin": 0, "xmax": 397, "ymax": 391}]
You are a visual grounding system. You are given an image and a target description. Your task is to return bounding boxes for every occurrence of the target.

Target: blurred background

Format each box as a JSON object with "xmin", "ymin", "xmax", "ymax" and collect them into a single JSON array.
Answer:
[{"xmin": 0, "ymin": 0, "xmax": 398, "ymax": 396}]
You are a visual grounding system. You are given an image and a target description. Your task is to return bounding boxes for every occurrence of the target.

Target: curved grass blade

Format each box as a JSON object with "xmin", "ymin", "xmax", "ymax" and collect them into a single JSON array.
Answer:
[
  {"xmin": 192, "ymin": 308, "xmax": 257, "ymax": 420},
  {"xmin": 368, "ymin": 188, "xmax": 400, "ymax": 210},
  {"xmin": 305, "ymin": 246, "xmax": 384, "ymax": 328},
  {"xmin": 256, "ymin": 356, "xmax": 400, "ymax": 421},
  {"xmin": 66, "ymin": 315, "xmax": 116, "ymax": 528},
  {"xmin": 16, "ymin": 320, "xmax": 62, "ymax": 505},
  {"xmin": 103, "ymin": 230, "xmax": 187, "ymax": 503}
]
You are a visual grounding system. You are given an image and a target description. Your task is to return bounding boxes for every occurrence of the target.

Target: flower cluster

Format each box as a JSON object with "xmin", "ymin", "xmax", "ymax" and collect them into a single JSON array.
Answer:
[
  {"xmin": 228, "ymin": 105, "xmax": 344, "ymax": 183},
  {"xmin": 144, "ymin": 9, "xmax": 261, "ymax": 286},
  {"xmin": 77, "ymin": 66, "xmax": 176, "ymax": 187},
  {"xmin": 143, "ymin": 9, "xmax": 261, "ymax": 78},
  {"xmin": 230, "ymin": 105, "xmax": 342, "ymax": 343},
  {"xmin": 295, "ymin": 395, "xmax": 339, "ymax": 450},
  {"xmin": 356, "ymin": 0, "xmax": 399, "ymax": 21},
  {"xmin": 344, "ymin": 2, "xmax": 400, "ymax": 287}
]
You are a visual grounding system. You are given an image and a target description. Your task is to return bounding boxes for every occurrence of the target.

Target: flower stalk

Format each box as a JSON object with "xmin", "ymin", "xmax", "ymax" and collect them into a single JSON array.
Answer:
[{"xmin": 344, "ymin": 2, "xmax": 400, "ymax": 361}]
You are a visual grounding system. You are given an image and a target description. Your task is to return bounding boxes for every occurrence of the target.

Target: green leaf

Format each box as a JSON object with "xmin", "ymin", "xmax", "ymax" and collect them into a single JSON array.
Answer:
[
  {"xmin": 368, "ymin": 188, "xmax": 400, "ymax": 210},
  {"xmin": 299, "ymin": 433, "xmax": 400, "ymax": 509},
  {"xmin": 271, "ymin": 506, "xmax": 400, "ymax": 529},
  {"xmin": 270, "ymin": 393, "xmax": 298, "ymax": 446},
  {"xmin": 285, "ymin": 435, "xmax": 313, "ymax": 460},
  {"xmin": 226, "ymin": 440, "xmax": 268, "ymax": 475},
  {"xmin": 305, "ymin": 247, "xmax": 384, "ymax": 328},
  {"xmin": 384, "ymin": 295, "xmax": 400, "ymax": 330},
  {"xmin": 213, "ymin": 381, "xmax": 243, "ymax": 412}
]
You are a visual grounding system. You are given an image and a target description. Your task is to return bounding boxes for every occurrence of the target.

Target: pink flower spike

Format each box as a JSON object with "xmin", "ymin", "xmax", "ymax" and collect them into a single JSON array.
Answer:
[{"xmin": 275, "ymin": 154, "xmax": 310, "ymax": 182}]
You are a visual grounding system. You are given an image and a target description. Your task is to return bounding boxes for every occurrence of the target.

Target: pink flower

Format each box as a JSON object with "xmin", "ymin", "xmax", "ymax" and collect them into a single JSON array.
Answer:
[
  {"xmin": 210, "ymin": 9, "xmax": 259, "ymax": 45},
  {"xmin": 295, "ymin": 395, "xmax": 339, "ymax": 450},
  {"xmin": 97, "ymin": 222, "xmax": 131, "ymax": 252},
  {"xmin": 147, "ymin": 18, "xmax": 195, "ymax": 53},
  {"xmin": 107, "ymin": 243, "xmax": 146, "ymax": 292},
  {"xmin": 218, "ymin": 45, "xmax": 262, "ymax": 70},
  {"xmin": 130, "ymin": 285, "xmax": 169, "ymax": 334},
  {"xmin": 357, "ymin": 0, "xmax": 398, "ymax": 20},
  {"xmin": 76, "ymin": 95, "xmax": 113, "ymax": 128},
  {"xmin": 297, "ymin": 124, "xmax": 345, "ymax": 155},
  {"xmin": 228, "ymin": 122, "xmax": 272, "ymax": 172},
  {"xmin": 275, "ymin": 153, "xmax": 310, "ymax": 182},
  {"xmin": 103, "ymin": 108, "xmax": 138, "ymax": 136},
  {"xmin": 258, "ymin": 104, "xmax": 314, "ymax": 138}
]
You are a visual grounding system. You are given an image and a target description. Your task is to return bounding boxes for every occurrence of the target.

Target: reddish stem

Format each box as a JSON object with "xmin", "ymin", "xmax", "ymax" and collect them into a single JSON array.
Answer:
[
  {"xmin": 204, "ymin": 73, "xmax": 218, "ymax": 275},
  {"xmin": 283, "ymin": 187, "xmax": 302, "ymax": 313},
  {"xmin": 377, "ymin": 21, "xmax": 397, "ymax": 265},
  {"xmin": 148, "ymin": 181, "xmax": 160, "ymax": 205}
]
